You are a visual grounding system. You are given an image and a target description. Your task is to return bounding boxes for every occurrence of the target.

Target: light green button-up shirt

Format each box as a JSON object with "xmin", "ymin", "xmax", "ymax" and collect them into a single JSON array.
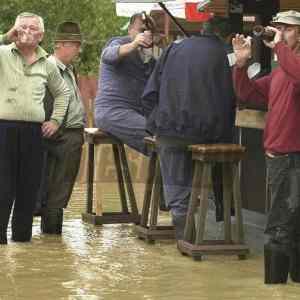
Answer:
[
  {"xmin": 48, "ymin": 55, "xmax": 85, "ymax": 128},
  {"xmin": 0, "ymin": 34, "xmax": 70, "ymax": 125}
]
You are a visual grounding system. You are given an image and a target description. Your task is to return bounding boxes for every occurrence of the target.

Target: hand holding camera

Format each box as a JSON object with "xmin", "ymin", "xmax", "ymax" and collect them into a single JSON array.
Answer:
[
  {"xmin": 262, "ymin": 26, "xmax": 283, "ymax": 48},
  {"xmin": 133, "ymin": 30, "xmax": 153, "ymax": 49}
]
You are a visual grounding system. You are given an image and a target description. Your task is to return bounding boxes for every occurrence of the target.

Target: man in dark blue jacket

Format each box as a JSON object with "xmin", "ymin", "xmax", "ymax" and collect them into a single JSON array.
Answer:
[{"xmin": 142, "ymin": 26, "xmax": 236, "ymax": 241}]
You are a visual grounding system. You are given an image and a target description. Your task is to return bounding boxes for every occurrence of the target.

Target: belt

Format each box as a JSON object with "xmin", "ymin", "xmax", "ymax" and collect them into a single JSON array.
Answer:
[{"xmin": 64, "ymin": 127, "xmax": 84, "ymax": 132}]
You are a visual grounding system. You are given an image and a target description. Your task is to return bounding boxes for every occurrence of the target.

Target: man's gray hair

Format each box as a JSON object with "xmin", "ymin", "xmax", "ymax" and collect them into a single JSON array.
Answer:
[{"xmin": 15, "ymin": 12, "xmax": 45, "ymax": 32}]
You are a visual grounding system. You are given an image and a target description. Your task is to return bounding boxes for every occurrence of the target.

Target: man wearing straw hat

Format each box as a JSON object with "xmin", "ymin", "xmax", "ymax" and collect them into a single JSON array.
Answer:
[
  {"xmin": 38, "ymin": 21, "xmax": 85, "ymax": 235},
  {"xmin": 233, "ymin": 10, "xmax": 300, "ymax": 284}
]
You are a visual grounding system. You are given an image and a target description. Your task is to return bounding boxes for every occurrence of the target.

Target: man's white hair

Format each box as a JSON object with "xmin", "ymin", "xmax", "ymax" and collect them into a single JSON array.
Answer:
[{"xmin": 15, "ymin": 12, "xmax": 45, "ymax": 32}]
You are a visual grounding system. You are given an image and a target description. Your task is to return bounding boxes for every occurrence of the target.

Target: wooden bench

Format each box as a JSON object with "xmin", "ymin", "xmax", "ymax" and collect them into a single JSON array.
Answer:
[
  {"xmin": 135, "ymin": 137, "xmax": 175, "ymax": 243},
  {"xmin": 81, "ymin": 128, "xmax": 140, "ymax": 225},
  {"xmin": 177, "ymin": 144, "xmax": 250, "ymax": 260}
]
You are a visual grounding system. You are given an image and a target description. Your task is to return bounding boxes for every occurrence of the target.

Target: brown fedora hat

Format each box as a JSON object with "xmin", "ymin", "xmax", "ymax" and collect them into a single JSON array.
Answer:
[{"xmin": 54, "ymin": 21, "xmax": 82, "ymax": 43}]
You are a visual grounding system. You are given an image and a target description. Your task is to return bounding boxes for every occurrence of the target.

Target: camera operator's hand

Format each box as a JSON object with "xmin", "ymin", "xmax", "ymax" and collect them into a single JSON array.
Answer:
[
  {"xmin": 6, "ymin": 25, "xmax": 19, "ymax": 43},
  {"xmin": 232, "ymin": 34, "xmax": 252, "ymax": 67},
  {"xmin": 132, "ymin": 32, "xmax": 153, "ymax": 49},
  {"xmin": 263, "ymin": 26, "xmax": 283, "ymax": 48}
]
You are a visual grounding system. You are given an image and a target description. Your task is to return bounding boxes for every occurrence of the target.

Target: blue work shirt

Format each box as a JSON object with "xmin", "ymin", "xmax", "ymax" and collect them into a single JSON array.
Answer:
[{"xmin": 95, "ymin": 36, "xmax": 155, "ymax": 117}]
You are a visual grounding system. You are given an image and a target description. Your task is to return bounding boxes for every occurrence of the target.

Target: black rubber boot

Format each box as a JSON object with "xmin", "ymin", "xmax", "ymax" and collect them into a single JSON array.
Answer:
[
  {"xmin": 11, "ymin": 217, "xmax": 33, "ymax": 242},
  {"xmin": 0, "ymin": 231, "xmax": 7, "ymax": 245},
  {"xmin": 41, "ymin": 208, "xmax": 63, "ymax": 234},
  {"xmin": 11, "ymin": 230, "xmax": 32, "ymax": 242},
  {"xmin": 290, "ymin": 244, "xmax": 300, "ymax": 283},
  {"xmin": 172, "ymin": 214, "xmax": 187, "ymax": 241},
  {"xmin": 264, "ymin": 243, "xmax": 290, "ymax": 284}
]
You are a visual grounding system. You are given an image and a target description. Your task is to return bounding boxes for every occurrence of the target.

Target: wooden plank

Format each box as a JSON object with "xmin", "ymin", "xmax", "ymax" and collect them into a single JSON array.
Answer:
[
  {"xmin": 149, "ymin": 158, "xmax": 161, "ymax": 229},
  {"xmin": 280, "ymin": 0, "xmax": 300, "ymax": 10},
  {"xmin": 140, "ymin": 153, "xmax": 157, "ymax": 227},
  {"xmin": 86, "ymin": 143, "xmax": 95, "ymax": 214},
  {"xmin": 82, "ymin": 212, "xmax": 140, "ymax": 225},
  {"xmin": 235, "ymin": 109, "xmax": 266, "ymax": 130},
  {"xmin": 195, "ymin": 164, "xmax": 211, "ymax": 245},
  {"xmin": 232, "ymin": 162, "xmax": 245, "ymax": 243},
  {"xmin": 222, "ymin": 163, "xmax": 232, "ymax": 243},
  {"xmin": 184, "ymin": 162, "xmax": 203, "ymax": 242}
]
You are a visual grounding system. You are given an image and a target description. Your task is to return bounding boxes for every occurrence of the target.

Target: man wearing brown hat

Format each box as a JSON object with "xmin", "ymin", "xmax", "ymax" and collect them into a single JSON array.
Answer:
[
  {"xmin": 232, "ymin": 10, "xmax": 300, "ymax": 284},
  {"xmin": 39, "ymin": 21, "xmax": 85, "ymax": 234}
]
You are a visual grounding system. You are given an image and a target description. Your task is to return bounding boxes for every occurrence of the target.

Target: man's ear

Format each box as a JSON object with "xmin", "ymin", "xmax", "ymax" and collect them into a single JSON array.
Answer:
[
  {"xmin": 38, "ymin": 32, "xmax": 44, "ymax": 42},
  {"xmin": 128, "ymin": 24, "xmax": 133, "ymax": 35}
]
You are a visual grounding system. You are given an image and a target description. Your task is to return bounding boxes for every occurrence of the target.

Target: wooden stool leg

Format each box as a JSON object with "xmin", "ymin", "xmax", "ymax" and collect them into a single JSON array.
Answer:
[
  {"xmin": 140, "ymin": 152, "xmax": 157, "ymax": 227},
  {"xmin": 184, "ymin": 161, "xmax": 203, "ymax": 242},
  {"xmin": 149, "ymin": 158, "xmax": 161, "ymax": 230},
  {"xmin": 232, "ymin": 162, "xmax": 245, "ymax": 244},
  {"xmin": 86, "ymin": 142, "xmax": 95, "ymax": 214},
  {"xmin": 222, "ymin": 162, "xmax": 233, "ymax": 244},
  {"xmin": 112, "ymin": 144, "xmax": 128, "ymax": 213},
  {"xmin": 195, "ymin": 163, "xmax": 211, "ymax": 245},
  {"xmin": 118, "ymin": 144, "xmax": 139, "ymax": 217}
]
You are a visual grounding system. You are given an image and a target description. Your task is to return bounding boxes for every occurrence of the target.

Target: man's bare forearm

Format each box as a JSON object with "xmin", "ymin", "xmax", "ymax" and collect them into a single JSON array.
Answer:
[{"xmin": 118, "ymin": 41, "xmax": 138, "ymax": 59}]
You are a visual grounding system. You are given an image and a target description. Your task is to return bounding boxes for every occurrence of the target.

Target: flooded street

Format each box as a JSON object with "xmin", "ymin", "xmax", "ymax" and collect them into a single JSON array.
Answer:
[{"xmin": 1, "ymin": 183, "xmax": 300, "ymax": 300}]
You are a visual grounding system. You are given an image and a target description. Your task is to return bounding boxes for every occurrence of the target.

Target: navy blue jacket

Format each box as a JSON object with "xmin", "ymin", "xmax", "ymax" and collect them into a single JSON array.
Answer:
[{"xmin": 142, "ymin": 35, "xmax": 236, "ymax": 143}]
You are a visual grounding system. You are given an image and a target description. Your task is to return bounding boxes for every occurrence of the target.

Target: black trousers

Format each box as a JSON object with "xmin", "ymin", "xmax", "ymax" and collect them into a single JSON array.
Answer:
[
  {"xmin": 0, "ymin": 120, "xmax": 43, "ymax": 242},
  {"xmin": 39, "ymin": 128, "xmax": 84, "ymax": 209},
  {"xmin": 265, "ymin": 153, "xmax": 300, "ymax": 253}
]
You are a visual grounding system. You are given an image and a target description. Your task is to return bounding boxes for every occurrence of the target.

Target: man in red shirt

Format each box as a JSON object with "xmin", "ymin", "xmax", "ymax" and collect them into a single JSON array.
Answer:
[{"xmin": 233, "ymin": 10, "xmax": 300, "ymax": 284}]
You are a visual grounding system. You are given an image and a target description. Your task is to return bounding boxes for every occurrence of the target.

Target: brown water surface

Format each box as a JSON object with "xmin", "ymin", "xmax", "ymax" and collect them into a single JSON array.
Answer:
[{"xmin": 1, "ymin": 183, "xmax": 300, "ymax": 300}]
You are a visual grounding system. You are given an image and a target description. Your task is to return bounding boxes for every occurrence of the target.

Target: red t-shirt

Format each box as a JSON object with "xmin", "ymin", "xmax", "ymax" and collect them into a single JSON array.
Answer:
[{"xmin": 233, "ymin": 42, "xmax": 300, "ymax": 154}]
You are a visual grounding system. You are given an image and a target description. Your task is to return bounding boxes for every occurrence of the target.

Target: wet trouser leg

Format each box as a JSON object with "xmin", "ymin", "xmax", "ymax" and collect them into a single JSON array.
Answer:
[
  {"xmin": 41, "ymin": 129, "xmax": 84, "ymax": 234},
  {"xmin": 0, "ymin": 123, "xmax": 17, "ymax": 244},
  {"xmin": 157, "ymin": 137, "xmax": 196, "ymax": 240},
  {"xmin": 95, "ymin": 108, "xmax": 150, "ymax": 155},
  {"xmin": 290, "ymin": 220, "xmax": 300, "ymax": 282},
  {"xmin": 0, "ymin": 121, "xmax": 43, "ymax": 243},
  {"xmin": 290, "ymin": 188, "xmax": 300, "ymax": 282},
  {"xmin": 264, "ymin": 154, "xmax": 300, "ymax": 284}
]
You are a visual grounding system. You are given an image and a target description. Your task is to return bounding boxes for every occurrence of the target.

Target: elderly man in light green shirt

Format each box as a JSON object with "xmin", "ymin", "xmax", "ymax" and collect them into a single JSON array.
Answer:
[
  {"xmin": 0, "ymin": 12, "xmax": 70, "ymax": 244},
  {"xmin": 37, "ymin": 21, "xmax": 85, "ymax": 235}
]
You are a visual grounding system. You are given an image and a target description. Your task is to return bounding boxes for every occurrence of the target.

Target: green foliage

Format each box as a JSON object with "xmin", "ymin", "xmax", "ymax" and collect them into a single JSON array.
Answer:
[{"xmin": 0, "ymin": 0, "xmax": 127, "ymax": 75}]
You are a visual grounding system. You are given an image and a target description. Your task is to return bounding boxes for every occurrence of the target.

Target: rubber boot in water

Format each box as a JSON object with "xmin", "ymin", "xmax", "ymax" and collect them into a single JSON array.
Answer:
[
  {"xmin": 41, "ymin": 208, "xmax": 63, "ymax": 234},
  {"xmin": 264, "ymin": 243, "xmax": 289, "ymax": 284}
]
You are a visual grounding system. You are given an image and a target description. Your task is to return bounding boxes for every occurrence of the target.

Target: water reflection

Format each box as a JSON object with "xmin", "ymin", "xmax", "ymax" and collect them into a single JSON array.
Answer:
[{"xmin": 1, "ymin": 184, "xmax": 300, "ymax": 300}]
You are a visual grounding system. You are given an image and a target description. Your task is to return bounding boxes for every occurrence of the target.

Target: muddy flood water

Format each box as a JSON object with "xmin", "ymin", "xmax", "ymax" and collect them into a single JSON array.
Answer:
[{"xmin": 1, "ymin": 183, "xmax": 300, "ymax": 300}]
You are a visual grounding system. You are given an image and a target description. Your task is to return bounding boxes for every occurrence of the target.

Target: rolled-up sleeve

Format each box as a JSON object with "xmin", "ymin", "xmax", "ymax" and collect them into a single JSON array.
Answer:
[
  {"xmin": 101, "ymin": 39, "xmax": 123, "ymax": 65},
  {"xmin": 46, "ymin": 64, "xmax": 70, "ymax": 125}
]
